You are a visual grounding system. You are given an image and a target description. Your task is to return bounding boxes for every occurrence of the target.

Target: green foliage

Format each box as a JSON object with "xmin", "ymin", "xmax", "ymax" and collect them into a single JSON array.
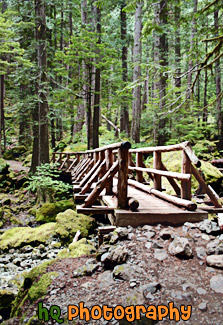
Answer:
[{"xmin": 27, "ymin": 163, "xmax": 72, "ymax": 203}]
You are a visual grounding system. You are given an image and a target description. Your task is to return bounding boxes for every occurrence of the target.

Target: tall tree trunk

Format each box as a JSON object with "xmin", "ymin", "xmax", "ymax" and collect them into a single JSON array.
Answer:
[
  {"xmin": 214, "ymin": 9, "xmax": 223, "ymax": 149},
  {"xmin": 36, "ymin": 0, "xmax": 49, "ymax": 164},
  {"xmin": 120, "ymin": 0, "xmax": 130, "ymax": 137},
  {"xmin": 93, "ymin": 3, "xmax": 101, "ymax": 148},
  {"xmin": 73, "ymin": 0, "xmax": 87, "ymax": 136},
  {"xmin": 186, "ymin": 0, "xmax": 197, "ymax": 108},
  {"xmin": 131, "ymin": 1, "xmax": 143, "ymax": 143},
  {"xmin": 175, "ymin": 0, "xmax": 181, "ymax": 91},
  {"xmin": 203, "ymin": 42, "xmax": 208, "ymax": 123},
  {"xmin": 0, "ymin": 0, "xmax": 7, "ymax": 156}
]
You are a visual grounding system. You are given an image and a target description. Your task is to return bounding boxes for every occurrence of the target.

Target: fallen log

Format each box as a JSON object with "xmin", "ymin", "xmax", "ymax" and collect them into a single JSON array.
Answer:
[{"xmin": 128, "ymin": 179, "xmax": 197, "ymax": 211}]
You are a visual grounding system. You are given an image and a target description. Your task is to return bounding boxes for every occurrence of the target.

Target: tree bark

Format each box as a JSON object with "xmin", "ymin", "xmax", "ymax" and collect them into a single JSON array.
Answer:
[
  {"xmin": 36, "ymin": 0, "xmax": 49, "ymax": 164},
  {"xmin": 93, "ymin": 3, "xmax": 101, "ymax": 149},
  {"xmin": 120, "ymin": 0, "xmax": 130, "ymax": 137},
  {"xmin": 175, "ymin": 0, "xmax": 181, "ymax": 91},
  {"xmin": 131, "ymin": 1, "xmax": 143, "ymax": 143},
  {"xmin": 214, "ymin": 9, "xmax": 223, "ymax": 149}
]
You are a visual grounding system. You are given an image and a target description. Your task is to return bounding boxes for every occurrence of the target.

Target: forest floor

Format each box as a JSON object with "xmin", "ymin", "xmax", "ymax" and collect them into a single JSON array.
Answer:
[
  {"xmin": 4, "ymin": 221, "xmax": 223, "ymax": 325},
  {"xmin": 5, "ymin": 160, "xmax": 29, "ymax": 173},
  {"xmin": 1, "ymin": 160, "xmax": 223, "ymax": 325}
]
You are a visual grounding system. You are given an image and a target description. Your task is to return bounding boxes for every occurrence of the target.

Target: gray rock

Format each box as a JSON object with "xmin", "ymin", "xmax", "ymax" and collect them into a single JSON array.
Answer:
[
  {"xmin": 152, "ymin": 242, "xmax": 164, "ymax": 249},
  {"xmin": 198, "ymin": 302, "xmax": 208, "ymax": 312},
  {"xmin": 73, "ymin": 263, "xmax": 100, "ymax": 277},
  {"xmin": 207, "ymin": 239, "xmax": 223, "ymax": 255},
  {"xmin": 159, "ymin": 228, "xmax": 174, "ymax": 240},
  {"xmin": 142, "ymin": 282, "xmax": 161, "ymax": 295},
  {"xmin": 206, "ymin": 255, "xmax": 223, "ymax": 268},
  {"xmin": 199, "ymin": 219, "xmax": 220, "ymax": 234},
  {"xmin": 142, "ymin": 225, "xmax": 154, "ymax": 232},
  {"xmin": 168, "ymin": 237, "xmax": 193, "ymax": 258},
  {"xmin": 113, "ymin": 264, "xmax": 144, "ymax": 281},
  {"xmin": 202, "ymin": 234, "xmax": 210, "ymax": 241},
  {"xmin": 144, "ymin": 230, "xmax": 156, "ymax": 240},
  {"xmin": 210, "ymin": 274, "xmax": 223, "ymax": 293},
  {"xmin": 196, "ymin": 247, "xmax": 206, "ymax": 259},
  {"xmin": 154, "ymin": 249, "xmax": 168, "ymax": 261},
  {"xmin": 170, "ymin": 290, "xmax": 192, "ymax": 301},
  {"xmin": 97, "ymin": 270, "xmax": 114, "ymax": 288},
  {"xmin": 101, "ymin": 246, "xmax": 128, "ymax": 269},
  {"xmin": 145, "ymin": 242, "xmax": 152, "ymax": 250},
  {"xmin": 184, "ymin": 222, "xmax": 198, "ymax": 229},
  {"xmin": 197, "ymin": 287, "xmax": 207, "ymax": 295}
]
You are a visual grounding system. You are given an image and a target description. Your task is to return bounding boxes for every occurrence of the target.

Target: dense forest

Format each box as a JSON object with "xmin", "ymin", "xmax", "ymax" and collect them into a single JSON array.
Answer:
[{"xmin": 0, "ymin": 0, "xmax": 223, "ymax": 171}]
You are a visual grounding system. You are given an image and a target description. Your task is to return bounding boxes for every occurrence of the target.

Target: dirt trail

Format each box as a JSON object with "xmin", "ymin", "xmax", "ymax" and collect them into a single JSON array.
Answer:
[{"xmin": 6, "ymin": 160, "xmax": 29, "ymax": 173}]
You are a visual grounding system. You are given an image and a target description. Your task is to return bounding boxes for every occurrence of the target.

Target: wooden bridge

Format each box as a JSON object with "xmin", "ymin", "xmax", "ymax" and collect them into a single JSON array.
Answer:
[{"xmin": 51, "ymin": 141, "xmax": 222, "ymax": 227}]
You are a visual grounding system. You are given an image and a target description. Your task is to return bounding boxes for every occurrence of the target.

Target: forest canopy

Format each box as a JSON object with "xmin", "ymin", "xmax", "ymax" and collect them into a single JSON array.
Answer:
[{"xmin": 0, "ymin": 0, "xmax": 222, "ymax": 171}]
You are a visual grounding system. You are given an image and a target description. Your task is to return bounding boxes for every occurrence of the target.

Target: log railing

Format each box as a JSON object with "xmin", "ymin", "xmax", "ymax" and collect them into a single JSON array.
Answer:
[{"xmin": 51, "ymin": 140, "xmax": 222, "ymax": 211}]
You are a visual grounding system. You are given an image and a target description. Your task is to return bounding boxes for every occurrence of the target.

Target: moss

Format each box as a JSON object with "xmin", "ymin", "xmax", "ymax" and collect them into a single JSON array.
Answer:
[
  {"xmin": 58, "ymin": 238, "xmax": 96, "ymax": 258},
  {"xmin": 28, "ymin": 272, "xmax": 58, "ymax": 302},
  {"xmin": 23, "ymin": 154, "xmax": 32, "ymax": 167},
  {"xmin": 0, "ymin": 159, "xmax": 9, "ymax": 174},
  {"xmin": 11, "ymin": 260, "xmax": 57, "ymax": 317},
  {"xmin": 3, "ymin": 145, "xmax": 27, "ymax": 160},
  {"xmin": 0, "ymin": 289, "xmax": 16, "ymax": 312},
  {"xmin": 0, "ymin": 223, "xmax": 56, "ymax": 251},
  {"xmin": 149, "ymin": 151, "xmax": 223, "ymax": 195},
  {"xmin": 10, "ymin": 216, "xmax": 23, "ymax": 225},
  {"xmin": 55, "ymin": 209, "xmax": 96, "ymax": 243},
  {"xmin": 36, "ymin": 200, "xmax": 75, "ymax": 223}
]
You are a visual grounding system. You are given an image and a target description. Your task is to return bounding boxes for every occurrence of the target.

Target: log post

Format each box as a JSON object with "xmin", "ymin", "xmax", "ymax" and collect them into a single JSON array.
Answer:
[
  {"xmin": 105, "ymin": 149, "xmax": 113, "ymax": 194},
  {"xmin": 52, "ymin": 152, "xmax": 56, "ymax": 163},
  {"xmin": 98, "ymin": 150, "xmax": 105, "ymax": 179},
  {"xmin": 59, "ymin": 153, "xmax": 63, "ymax": 166},
  {"xmin": 153, "ymin": 151, "xmax": 162, "ymax": 190},
  {"xmin": 94, "ymin": 152, "xmax": 99, "ymax": 165},
  {"xmin": 136, "ymin": 152, "xmax": 144, "ymax": 183},
  {"xmin": 76, "ymin": 154, "xmax": 80, "ymax": 163},
  {"xmin": 117, "ymin": 142, "xmax": 131, "ymax": 209},
  {"xmin": 67, "ymin": 154, "xmax": 70, "ymax": 169},
  {"xmin": 181, "ymin": 150, "xmax": 191, "ymax": 200}
]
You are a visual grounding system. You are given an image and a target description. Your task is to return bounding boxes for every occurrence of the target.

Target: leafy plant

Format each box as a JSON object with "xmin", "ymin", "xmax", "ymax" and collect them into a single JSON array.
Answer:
[{"xmin": 27, "ymin": 163, "xmax": 72, "ymax": 203}]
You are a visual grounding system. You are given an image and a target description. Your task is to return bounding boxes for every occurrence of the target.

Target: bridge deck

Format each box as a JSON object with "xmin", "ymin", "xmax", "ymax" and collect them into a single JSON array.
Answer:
[{"xmin": 102, "ymin": 183, "xmax": 207, "ymax": 227}]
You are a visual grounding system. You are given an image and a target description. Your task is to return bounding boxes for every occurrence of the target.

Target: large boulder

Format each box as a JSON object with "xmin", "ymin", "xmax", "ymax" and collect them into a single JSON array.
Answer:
[
  {"xmin": 55, "ymin": 209, "xmax": 96, "ymax": 242},
  {"xmin": 58, "ymin": 238, "xmax": 96, "ymax": 258},
  {"xmin": 0, "ymin": 223, "xmax": 56, "ymax": 251},
  {"xmin": 35, "ymin": 200, "xmax": 75, "ymax": 223}
]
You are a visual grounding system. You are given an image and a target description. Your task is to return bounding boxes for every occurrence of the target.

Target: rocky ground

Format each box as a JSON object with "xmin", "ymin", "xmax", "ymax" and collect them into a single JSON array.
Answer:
[
  {"xmin": 1, "ymin": 158, "xmax": 223, "ymax": 324},
  {"xmin": 2, "ymin": 218, "xmax": 223, "ymax": 325}
]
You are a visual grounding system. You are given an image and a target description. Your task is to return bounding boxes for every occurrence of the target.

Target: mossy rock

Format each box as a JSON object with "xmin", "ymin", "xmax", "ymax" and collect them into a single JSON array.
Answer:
[
  {"xmin": 0, "ymin": 158, "xmax": 9, "ymax": 174},
  {"xmin": 22, "ymin": 154, "xmax": 32, "ymax": 167},
  {"xmin": 55, "ymin": 209, "xmax": 96, "ymax": 243},
  {"xmin": 0, "ymin": 289, "xmax": 16, "ymax": 318},
  {"xmin": 36, "ymin": 200, "xmax": 75, "ymax": 223},
  {"xmin": 58, "ymin": 238, "xmax": 96, "ymax": 258},
  {"xmin": 28, "ymin": 272, "xmax": 58, "ymax": 302},
  {"xmin": 150, "ymin": 151, "xmax": 223, "ymax": 195},
  {"xmin": 0, "ymin": 223, "xmax": 56, "ymax": 251},
  {"xmin": 11, "ymin": 260, "xmax": 57, "ymax": 318},
  {"xmin": 3, "ymin": 145, "xmax": 27, "ymax": 160}
]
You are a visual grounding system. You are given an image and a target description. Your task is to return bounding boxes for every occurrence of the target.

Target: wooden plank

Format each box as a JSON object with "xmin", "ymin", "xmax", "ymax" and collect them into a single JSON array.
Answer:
[
  {"xmin": 130, "ymin": 141, "xmax": 188, "ymax": 154},
  {"xmin": 77, "ymin": 205, "xmax": 114, "ymax": 215},
  {"xmin": 128, "ymin": 166, "xmax": 191, "ymax": 181},
  {"xmin": 79, "ymin": 160, "xmax": 101, "ymax": 187},
  {"xmin": 199, "ymin": 207, "xmax": 223, "ymax": 213}
]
